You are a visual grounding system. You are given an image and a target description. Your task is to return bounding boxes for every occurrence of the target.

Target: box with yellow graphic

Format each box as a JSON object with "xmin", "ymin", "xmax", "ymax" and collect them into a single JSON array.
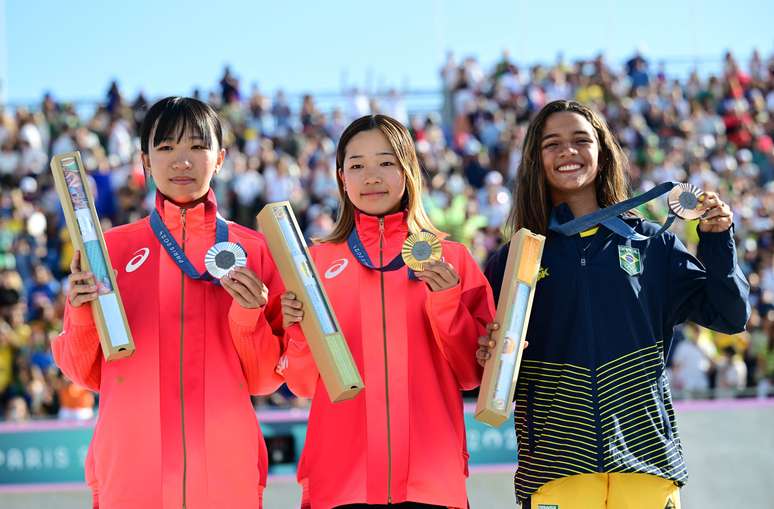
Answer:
[
  {"xmin": 51, "ymin": 151, "xmax": 135, "ymax": 361},
  {"xmin": 257, "ymin": 201, "xmax": 363, "ymax": 402},
  {"xmin": 475, "ymin": 228, "xmax": 544, "ymax": 426}
]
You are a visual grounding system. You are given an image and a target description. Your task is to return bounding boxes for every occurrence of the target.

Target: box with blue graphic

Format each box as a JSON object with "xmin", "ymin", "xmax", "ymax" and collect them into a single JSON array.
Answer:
[
  {"xmin": 258, "ymin": 201, "xmax": 363, "ymax": 402},
  {"xmin": 51, "ymin": 151, "xmax": 135, "ymax": 361},
  {"xmin": 475, "ymin": 228, "xmax": 544, "ymax": 427}
]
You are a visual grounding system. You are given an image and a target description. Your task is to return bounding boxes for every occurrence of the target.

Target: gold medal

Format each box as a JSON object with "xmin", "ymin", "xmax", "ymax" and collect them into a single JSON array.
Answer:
[
  {"xmin": 401, "ymin": 232, "xmax": 442, "ymax": 271},
  {"xmin": 667, "ymin": 183, "xmax": 704, "ymax": 220},
  {"xmin": 205, "ymin": 242, "xmax": 247, "ymax": 279}
]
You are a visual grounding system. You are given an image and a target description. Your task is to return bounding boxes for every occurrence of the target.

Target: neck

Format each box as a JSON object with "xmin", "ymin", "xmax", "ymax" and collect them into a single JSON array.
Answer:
[
  {"xmin": 552, "ymin": 186, "xmax": 600, "ymax": 218},
  {"xmin": 164, "ymin": 193, "xmax": 207, "ymax": 209},
  {"xmin": 358, "ymin": 205, "xmax": 404, "ymax": 218}
]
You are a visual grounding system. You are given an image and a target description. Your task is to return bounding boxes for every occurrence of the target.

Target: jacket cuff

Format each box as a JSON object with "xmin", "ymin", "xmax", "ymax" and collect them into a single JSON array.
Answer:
[
  {"xmin": 68, "ymin": 299, "xmax": 96, "ymax": 327},
  {"xmin": 228, "ymin": 301, "xmax": 265, "ymax": 329},
  {"xmin": 425, "ymin": 281, "xmax": 462, "ymax": 313},
  {"xmin": 697, "ymin": 227, "xmax": 736, "ymax": 276},
  {"xmin": 697, "ymin": 226, "xmax": 734, "ymax": 243},
  {"xmin": 285, "ymin": 324, "xmax": 310, "ymax": 353}
]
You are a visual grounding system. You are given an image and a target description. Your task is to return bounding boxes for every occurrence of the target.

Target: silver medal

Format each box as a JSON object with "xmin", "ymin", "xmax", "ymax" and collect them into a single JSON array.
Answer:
[{"xmin": 204, "ymin": 242, "xmax": 247, "ymax": 279}]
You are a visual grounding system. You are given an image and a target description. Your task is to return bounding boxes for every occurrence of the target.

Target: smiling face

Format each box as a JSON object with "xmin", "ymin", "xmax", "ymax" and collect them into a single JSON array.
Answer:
[
  {"xmin": 540, "ymin": 111, "xmax": 600, "ymax": 205},
  {"xmin": 142, "ymin": 125, "xmax": 225, "ymax": 206},
  {"xmin": 339, "ymin": 129, "xmax": 406, "ymax": 216}
]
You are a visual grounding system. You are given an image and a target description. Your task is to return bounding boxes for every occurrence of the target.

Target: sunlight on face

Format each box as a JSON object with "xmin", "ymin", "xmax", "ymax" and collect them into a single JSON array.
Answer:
[
  {"xmin": 143, "ymin": 126, "xmax": 224, "ymax": 205},
  {"xmin": 339, "ymin": 129, "xmax": 406, "ymax": 216}
]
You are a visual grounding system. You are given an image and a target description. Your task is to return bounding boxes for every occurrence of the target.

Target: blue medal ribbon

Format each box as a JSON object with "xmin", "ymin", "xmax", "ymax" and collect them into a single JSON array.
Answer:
[
  {"xmin": 347, "ymin": 227, "xmax": 419, "ymax": 280},
  {"xmin": 150, "ymin": 209, "xmax": 229, "ymax": 283},
  {"xmin": 549, "ymin": 181, "xmax": 679, "ymax": 241}
]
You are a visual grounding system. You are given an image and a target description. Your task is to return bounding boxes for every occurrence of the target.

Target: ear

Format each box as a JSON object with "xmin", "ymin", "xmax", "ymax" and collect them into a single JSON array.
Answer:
[
  {"xmin": 141, "ymin": 153, "xmax": 151, "ymax": 173},
  {"xmin": 215, "ymin": 148, "xmax": 226, "ymax": 173}
]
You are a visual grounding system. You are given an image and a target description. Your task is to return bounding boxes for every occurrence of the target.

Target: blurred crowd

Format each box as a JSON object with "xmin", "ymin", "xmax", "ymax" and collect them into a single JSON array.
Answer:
[{"xmin": 0, "ymin": 48, "xmax": 773, "ymax": 422}]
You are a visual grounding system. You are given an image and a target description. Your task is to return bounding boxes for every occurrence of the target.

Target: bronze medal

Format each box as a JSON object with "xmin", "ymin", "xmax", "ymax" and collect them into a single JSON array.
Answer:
[{"xmin": 667, "ymin": 183, "xmax": 704, "ymax": 220}]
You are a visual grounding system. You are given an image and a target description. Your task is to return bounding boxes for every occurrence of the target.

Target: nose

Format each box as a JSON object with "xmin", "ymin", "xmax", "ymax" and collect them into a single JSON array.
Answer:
[
  {"xmin": 558, "ymin": 142, "xmax": 578, "ymax": 158},
  {"xmin": 363, "ymin": 165, "xmax": 383, "ymax": 184},
  {"xmin": 172, "ymin": 157, "xmax": 192, "ymax": 170}
]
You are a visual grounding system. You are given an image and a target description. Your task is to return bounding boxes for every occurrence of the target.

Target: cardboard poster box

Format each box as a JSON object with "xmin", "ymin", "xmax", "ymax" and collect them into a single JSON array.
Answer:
[
  {"xmin": 258, "ymin": 201, "xmax": 363, "ymax": 402},
  {"xmin": 50, "ymin": 151, "xmax": 135, "ymax": 361},
  {"xmin": 475, "ymin": 228, "xmax": 544, "ymax": 426}
]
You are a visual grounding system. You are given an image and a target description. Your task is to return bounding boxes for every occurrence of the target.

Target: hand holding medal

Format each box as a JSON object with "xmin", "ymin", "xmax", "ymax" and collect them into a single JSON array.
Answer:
[
  {"xmin": 666, "ymin": 183, "xmax": 733, "ymax": 232},
  {"xmin": 696, "ymin": 191, "xmax": 734, "ymax": 233},
  {"xmin": 403, "ymin": 232, "xmax": 459, "ymax": 292},
  {"xmin": 205, "ymin": 242, "xmax": 267, "ymax": 308},
  {"xmin": 220, "ymin": 266, "xmax": 268, "ymax": 308}
]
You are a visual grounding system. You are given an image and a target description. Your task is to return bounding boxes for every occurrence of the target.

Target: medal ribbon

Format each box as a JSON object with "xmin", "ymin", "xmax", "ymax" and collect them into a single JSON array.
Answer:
[
  {"xmin": 346, "ymin": 227, "xmax": 419, "ymax": 280},
  {"xmin": 150, "ymin": 209, "xmax": 229, "ymax": 283},
  {"xmin": 549, "ymin": 181, "xmax": 680, "ymax": 241}
]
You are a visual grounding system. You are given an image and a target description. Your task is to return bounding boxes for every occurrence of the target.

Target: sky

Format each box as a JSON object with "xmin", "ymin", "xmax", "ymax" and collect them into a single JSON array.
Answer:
[{"xmin": 1, "ymin": 0, "xmax": 772, "ymax": 106}]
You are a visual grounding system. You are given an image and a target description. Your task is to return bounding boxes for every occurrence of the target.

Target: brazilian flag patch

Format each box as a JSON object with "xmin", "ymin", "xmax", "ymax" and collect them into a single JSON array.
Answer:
[{"xmin": 618, "ymin": 245, "xmax": 642, "ymax": 276}]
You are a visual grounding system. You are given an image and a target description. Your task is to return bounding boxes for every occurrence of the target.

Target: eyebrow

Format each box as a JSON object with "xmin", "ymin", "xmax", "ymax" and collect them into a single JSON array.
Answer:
[
  {"xmin": 160, "ymin": 134, "xmax": 205, "ymax": 142},
  {"xmin": 347, "ymin": 151, "xmax": 396, "ymax": 160},
  {"xmin": 542, "ymin": 131, "xmax": 593, "ymax": 141}
]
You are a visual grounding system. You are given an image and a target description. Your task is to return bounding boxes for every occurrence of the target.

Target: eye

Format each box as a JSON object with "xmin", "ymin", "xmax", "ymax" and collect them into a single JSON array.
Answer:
[
  {"xmin": 542, "ymin": 143, "xmax": 557, "ymax": 149},
  {"xmin": 380, "ymin": 161, "xmax": 395, "ymax": 167},
  {"xmin": 191, "ymin": 144, "xmax": 208, "ymax": 150},
  {"xmin": 576, "ymin": 138, "xmax": 593, "ymax": 144},
  {"xmin": 157, "ymin": 145, "xmax": 173, "ymax": 151},
  {"xmin": 349, "ymin": 163, "xmax": 363, "ymax": 170}
]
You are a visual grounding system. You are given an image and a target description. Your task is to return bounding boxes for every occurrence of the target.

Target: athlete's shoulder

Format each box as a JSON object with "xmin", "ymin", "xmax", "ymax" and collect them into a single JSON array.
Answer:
[{"xmin": 105, "ymin": 216, "xmax": 150, "ymax": 238}]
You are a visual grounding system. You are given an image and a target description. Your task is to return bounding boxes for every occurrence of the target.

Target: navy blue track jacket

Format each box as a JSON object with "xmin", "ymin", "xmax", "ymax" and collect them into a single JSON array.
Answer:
[{"xmin": 484, "ymin": 204, "xmax": 750, "ymax": 501}]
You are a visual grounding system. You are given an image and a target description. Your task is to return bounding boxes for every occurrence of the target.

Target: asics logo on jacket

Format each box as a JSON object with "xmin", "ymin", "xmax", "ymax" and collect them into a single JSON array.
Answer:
[
  {"xmin": 324, "ymin": 258, "xmax": 349, "ymax": 279},
  {"xmin": 125, "ymin": 247, "xmax": 150, "ymax": 272}
]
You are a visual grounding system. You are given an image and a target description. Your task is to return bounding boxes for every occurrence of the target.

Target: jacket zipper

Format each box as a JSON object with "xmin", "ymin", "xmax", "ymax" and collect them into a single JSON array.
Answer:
[
  {"xmin": 179, "ymin": 208, "xmax": 189, "ymax": 509},
  {"xmin": 379, "ymin": 217, "xmax": 392, "ymax": 504},
  {"xmin": 579, "ymin": 237, "xmax": 603, "ymax": 471}
]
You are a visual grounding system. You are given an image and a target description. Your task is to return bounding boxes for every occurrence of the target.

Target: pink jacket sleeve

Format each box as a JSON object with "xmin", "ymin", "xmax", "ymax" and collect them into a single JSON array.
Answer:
[
  {"xmin": 273, "ymin": 245, "xmax": 321, "ymax": 399},
  {"xmin": 51, "ymin": 300, "xmax": 102, "ymax": 392},
  {"xmin": 425, "ymin": 246, "xmax": 496, "ymax": 391},
  {"xmin": 228, "ymin": 249, "xmax": 285, "ymax": 396},
  {"xmin": 277, "ymin": 324, "xmax": 319, "ymax": 399}
]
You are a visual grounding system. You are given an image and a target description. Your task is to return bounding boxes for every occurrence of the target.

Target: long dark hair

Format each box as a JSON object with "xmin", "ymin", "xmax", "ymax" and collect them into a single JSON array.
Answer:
[{"xmin": 505, "ymin": 100, "xmax": 630, "ymax": 236}]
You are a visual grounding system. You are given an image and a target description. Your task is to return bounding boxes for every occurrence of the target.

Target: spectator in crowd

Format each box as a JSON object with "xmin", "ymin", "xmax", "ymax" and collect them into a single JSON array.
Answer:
[
  {"xmin": 715, "ymin": 345, "xmax": 749, "ymax": 398},
  {"xmin": 671, "ymin": 322, "xmax": 716, "ymax": 398},
  {"xmin": 57, "ymin": 377, "xmax": 95, "ymax": 420}
]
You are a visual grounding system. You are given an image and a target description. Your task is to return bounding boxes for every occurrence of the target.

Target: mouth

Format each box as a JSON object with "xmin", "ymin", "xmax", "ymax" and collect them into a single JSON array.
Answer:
[
  {"xmin": 555, "ymin": 163, "xmax": 583, "ymax": 173},
  {"xmin": 170, "ymin": 177, "xmax": 195, "ymax": 184},
  {"xmin": 360, "ymin": 191, "xmax": 389, "ymax": 198}
]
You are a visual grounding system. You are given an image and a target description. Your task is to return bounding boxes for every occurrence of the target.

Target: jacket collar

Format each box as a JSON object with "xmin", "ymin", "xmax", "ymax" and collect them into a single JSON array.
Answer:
[
  {"xmin": 154, "ymin": 189, "xmax": 218, "ymax": 235},
  {"xmin": 354, "ymin": 209, "xmax": 408, "ymax": 249}
]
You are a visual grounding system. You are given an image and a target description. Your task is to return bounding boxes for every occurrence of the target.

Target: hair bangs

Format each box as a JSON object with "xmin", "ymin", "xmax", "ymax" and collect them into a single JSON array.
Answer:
[
  {"xmin": 140, "ymin": 97, "xmax": 222, "ymax": 153},
  {"xmin": 151, "ymin": 103, "xmax": 214, "ymax": 149}
]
